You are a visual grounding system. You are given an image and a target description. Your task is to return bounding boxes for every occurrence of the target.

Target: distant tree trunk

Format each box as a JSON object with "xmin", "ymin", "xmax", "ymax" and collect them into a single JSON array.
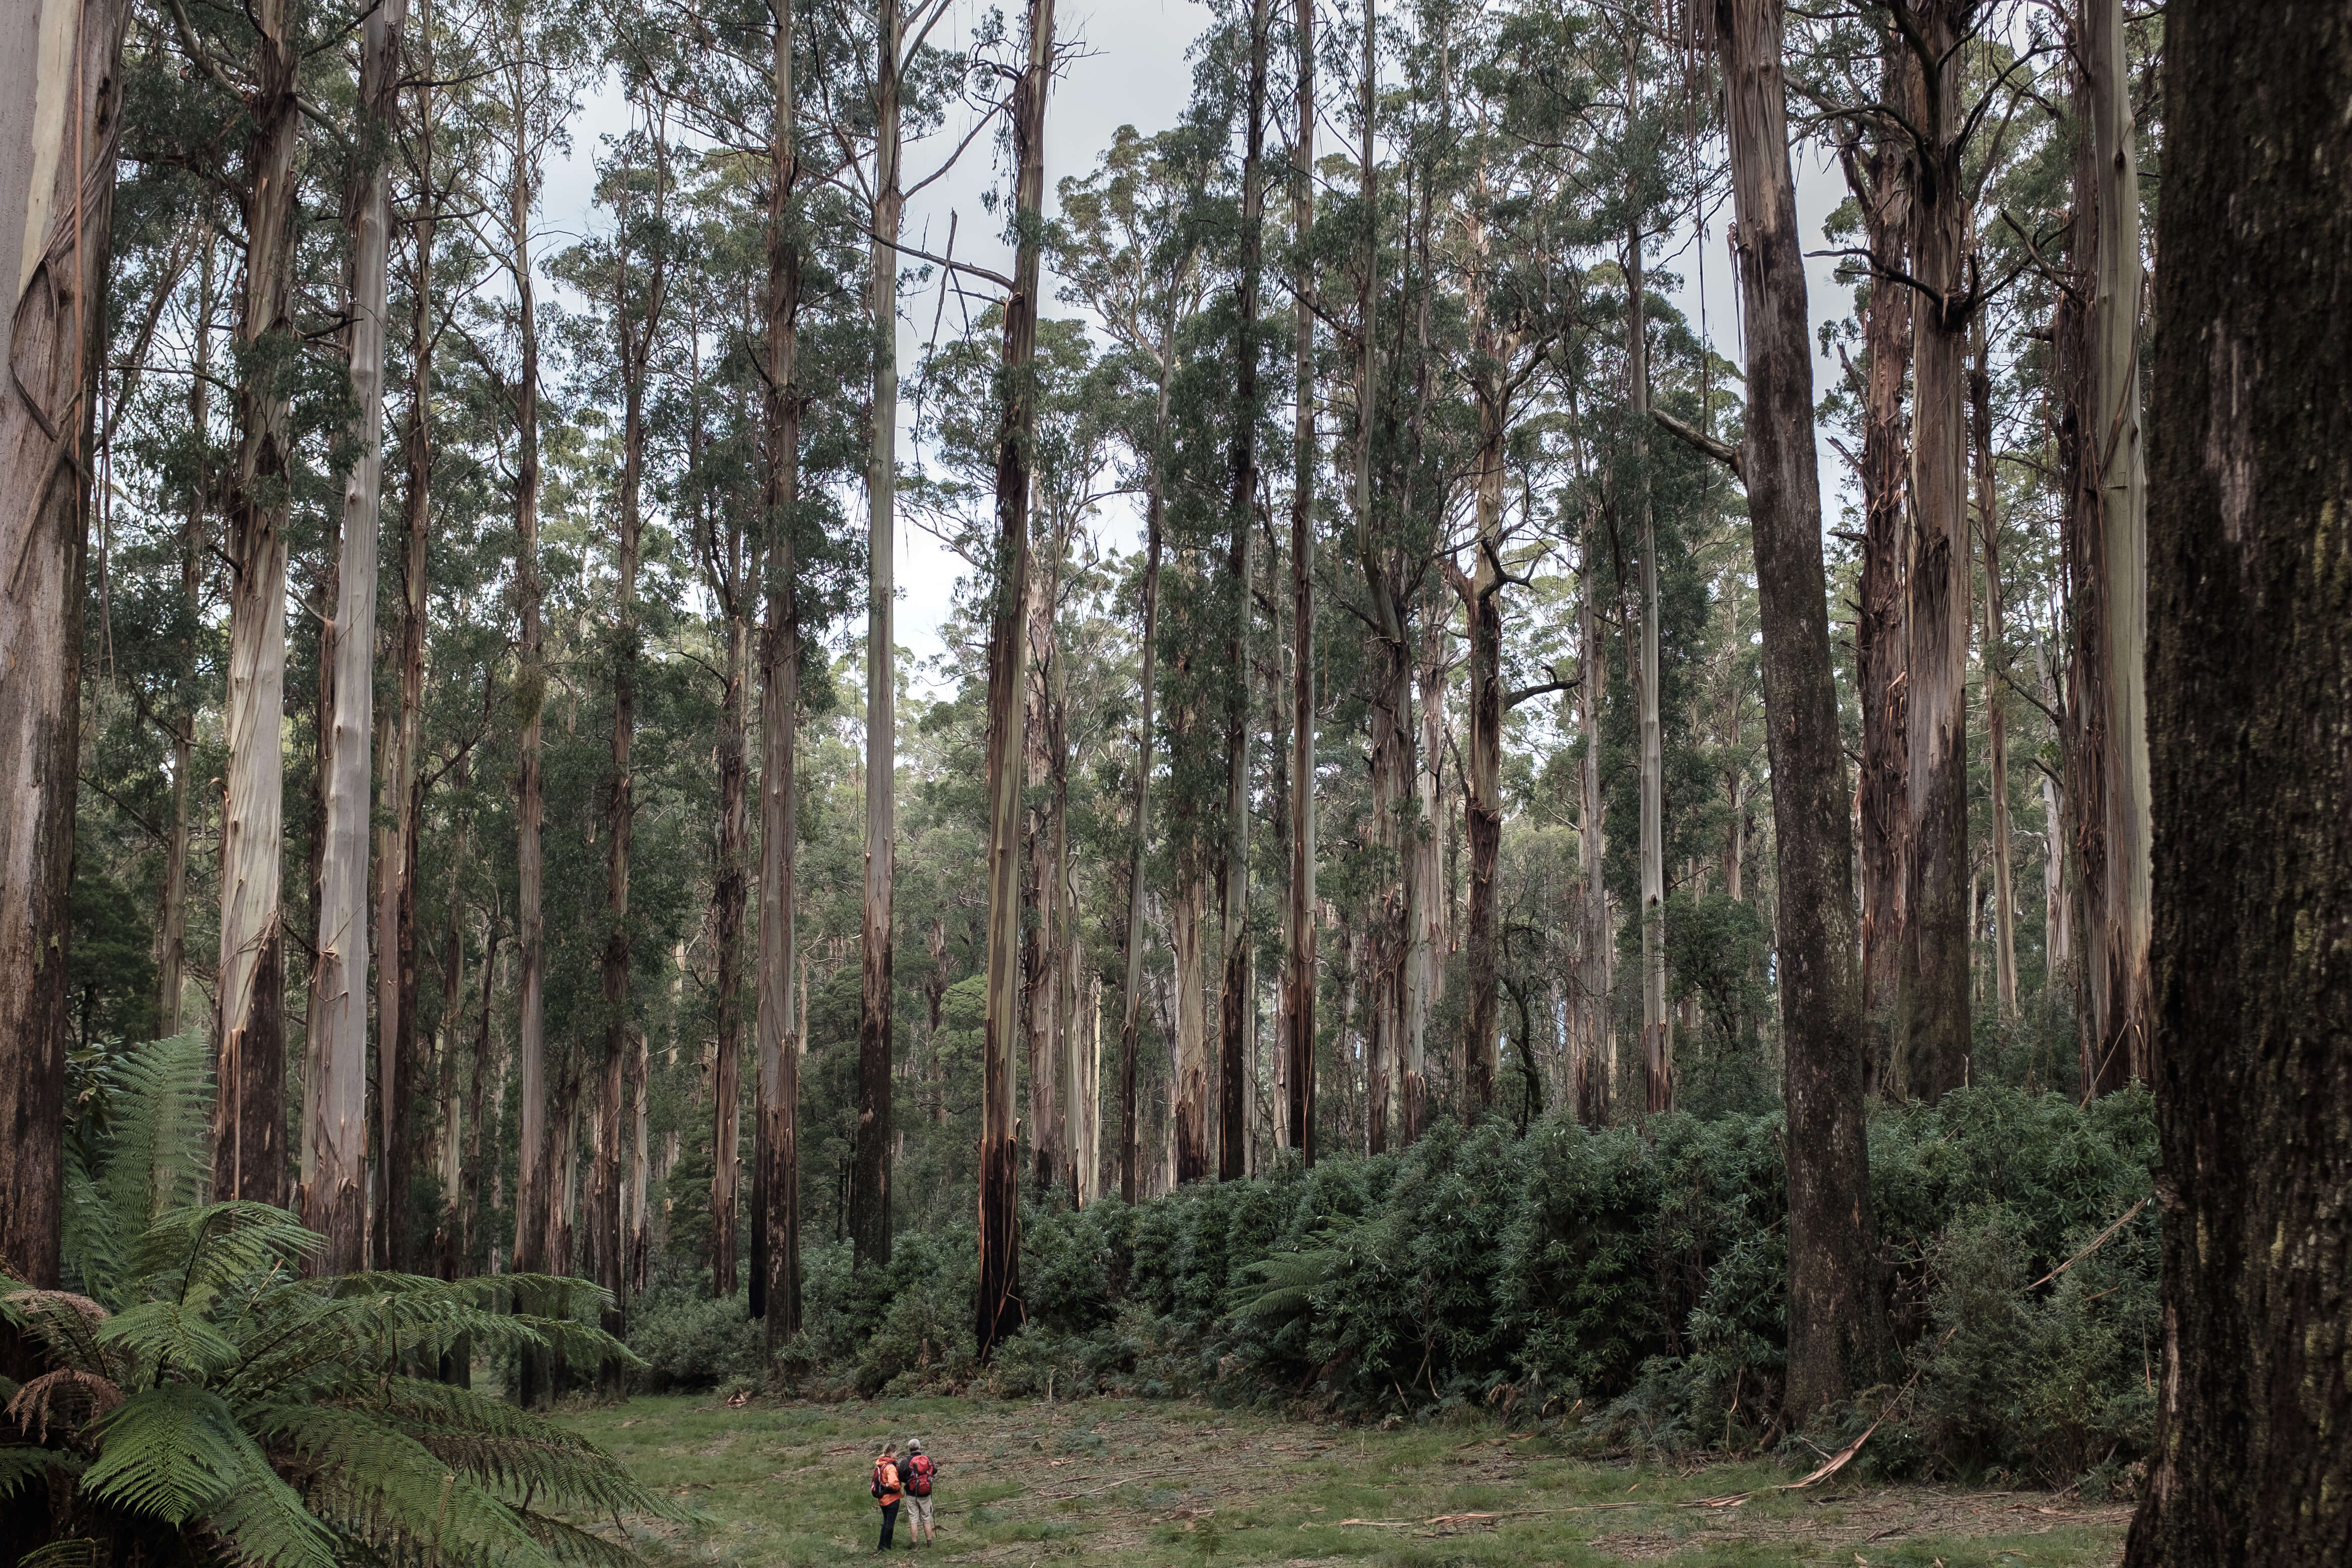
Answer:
[
  {"xmin": 1626, "ymin": 215, "xmax": 1668, "ymax": 1117},
  {"xmin": 1218, "ymin": 0, "xmax": 1271, "ymax": 1183},
  {"xmin": 160, "ymin": 229, "xmax": 214, "ymax": 1040},
  {"xmin": 2063, "ymin": 0, "xmax": 2151, "ymax": 1098},
  {"xmin": 1575, "ymin": 542, "xmax": 1612, "ymax": 1125},
  {"xmin": 1969, "ymin": 308, "xmax": 2019, "ymax": 1019},
  {"xmin": 1898, "ymin": 0, "xmax": 1972, "ymax": 1101},
  {"xmin": 2035, "ymin": 644, "xmax": 2072, "ymax": 981},
  {"xmin": 1170, "ymin": 859, "xmax": 1211, "ymax": 1182},
  {"xmin": 712, "ymin": 550, "xmax": 751, "ymax": 1296},
  {"xmin": 310, "ymin": 0, "xmax": 408, "ymax": 1277},
  {"xmin": 1281, "ymin": 0, "xmax": 1317, "ymax": 1164},
  {"xmin": 214, "ymin": 0, "xmax": 303, "ymax": 1209},
  {"xmin": 753, "ymin": 0, "xmax": 803, "ymax": 1345},
  {"xmin": 1405, "ymin": 614, "xmax": 1441, "ymax": 1135},
  {"xmin": 464, "ymin": 926, "xmax": 500, "ymax": 1273},
  {"xmin": 978, "ymin": 0, "xmax": 1053, "ymax": 1360},
  {"xmin": 1454, "ymin": 285, "xmax": 1514, "ymax": 1122},
  {"xmin": 2122, "ymin": 3, "xmax": 2352, "ymax": 1557},
  {"xmin": 0, "ymin": 0, "xmax": 126, "ymax": 1296},
  {"xmin": 853, "ymin": 0, "xmax": 905, "ymax": 1271},
  {"xmin": 1840, "ymin": 35, "xmax": 1912, "ymax": 1095},
  {"xmin": 502, "ymin": 32, "xmax": 552, "ymax": 1406},
  {"xmin": 1710, "ymin": 0, "xmax": 1877, "ymax": 1423},
  {"xmin": 1118, "ymin": 353, "xmax": 1172, "ymax": 1205},
  {"xmin": 1020, "ymin": 551, "xmax": 1060, "ymax": 1197}
]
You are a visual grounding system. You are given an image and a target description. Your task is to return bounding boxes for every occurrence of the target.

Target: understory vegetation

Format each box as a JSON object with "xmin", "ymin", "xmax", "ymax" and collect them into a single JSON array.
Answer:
[{"xmin": 626, "ymin": 1084, "xmax": 2157, "ymax": 1494}]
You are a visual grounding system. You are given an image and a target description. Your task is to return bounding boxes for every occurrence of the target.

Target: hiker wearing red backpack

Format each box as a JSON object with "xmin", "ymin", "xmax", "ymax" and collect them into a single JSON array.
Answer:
[
  {"xmin": 870, "ymin": 1442, "xmax": 904, "ymax": 1549},
  {"xmin": 901, "ymin": 1439, "xmax": 937, "ymax": 1545}
]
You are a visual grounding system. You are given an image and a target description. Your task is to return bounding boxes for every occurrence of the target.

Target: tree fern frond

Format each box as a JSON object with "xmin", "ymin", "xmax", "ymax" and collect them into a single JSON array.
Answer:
[
  {"xmin": 101, "ymin": 1298, "xmax": 242, "ymax": 1380},
  {"xmin": 2, "ymin": 1290, "xmax": 124, "ymax": 1386},
  {"xmin": 81, "ymin": 1383, "xmax": 252, "ymax": 1523},
  {"xmin": 197, "ymin": 1449, "xmax": 343, "ymax": 1568},
  {"xmin": 507, "ymin": 1505, "xmax": 646, "ymax": 1568},
  {"xmin": 5, "ymin": 1367, "xmax": 125, "ymax": 1444},
  {"xmin": 129, "ymin": 1203, "xmax": 323, "ymax": 1301},
  {"xmin": 0, "ymin": 1445, "xmax": 80, "ymax": 1498},
  {"xmin": 18, "ymin": 1539, "xmax": 102, "ymax": 1568},
  {"xmin": 357, "ymin": 1381, "xmax": 672, "ymax": 1520},
  {"xmin": 97, "ymin": 1032, "xmax": 214, "ymax": 1243}
]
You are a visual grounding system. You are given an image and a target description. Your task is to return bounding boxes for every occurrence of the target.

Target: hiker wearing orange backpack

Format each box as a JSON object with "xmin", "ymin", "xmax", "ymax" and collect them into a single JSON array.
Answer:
[
  {"xmin": 870, "ymin": 1442, "xmax": 904, "ymax": 1549},
  {"xmin": 901, "ymin": 1439, "xmax": 938, "ymax": 1546}
]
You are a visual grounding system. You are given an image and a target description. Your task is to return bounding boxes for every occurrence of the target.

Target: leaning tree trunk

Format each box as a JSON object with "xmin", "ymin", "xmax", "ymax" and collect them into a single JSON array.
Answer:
[
  {"xmin": 215, "ymin": 0, "xmax": 303, "ymax": 1209},
  {"xmin": 310, "ymin": 0, "xmax": 410, "ymax": 1275},
  {"xmin": 0, "ymin": 0, "xmax": 128, "ymax": 1294},
  {"xmin": 977, "ymin": 0, "xmax": 1053, "ymax": 1361},
  {"xmin": 2122, "ymin": 3, "xmax": 2352, "ymax": 1558},
  {"xmin": 852, "ymin": 0, "xmax": 905, "ymax": 1271},
  {"xmin": 1710, "ymin": 0, "xmax": 1876, "ymax": 1422},
  {"xmin": 1217, "ymin": 0, "xmax": 1271, "ymax": 1183},
  {"xmin": 1281, "ymin": 0, "xmax": 1317, "ymax": 1164},
  {"xmin": 752, "ymin": 0, "xmax": 804, "ymax": 1346},
  {"xmin": 1900, "ymin": 0, "xmax": 1972, "ymax": 1101}
]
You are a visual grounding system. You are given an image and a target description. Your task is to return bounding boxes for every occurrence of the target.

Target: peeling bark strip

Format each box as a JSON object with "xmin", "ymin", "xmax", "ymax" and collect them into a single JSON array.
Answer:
[
  {"xmin": 852, "ymin": 0, "xmax": 904, "ymax": 1272},
  {"xmin": 214, "ymin": 0, "xmax": 303, "ymax": 1210},
  {"xmin": 309, "ymin": 0, "xmax": 411, "ymax": 1277},
  {"xmin": 978, "ymin": 0, "xmax": 1054, "ymax": 1361},
  {"xmin": 0, "ymin": 0, "xmax": 127, "ymax": 1293},
  {"xmin": 1707, "ymin": 0, "xmax": 1875, "ymax": 1421},
  {"xmin": 2124, "ymin": 2, "xmax": 2352, "ymax": 1559}
]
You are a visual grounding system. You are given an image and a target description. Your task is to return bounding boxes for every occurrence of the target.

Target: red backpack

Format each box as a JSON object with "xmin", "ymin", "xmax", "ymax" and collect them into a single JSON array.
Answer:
[{"xmin": 906, "ymin": 1454, "xmax": 935, "ymax": 1497}]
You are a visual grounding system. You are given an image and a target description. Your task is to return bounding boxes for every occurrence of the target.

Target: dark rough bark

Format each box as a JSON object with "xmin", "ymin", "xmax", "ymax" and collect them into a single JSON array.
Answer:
[
  {"xmin": 1711, "ymin": 0, "xmax": 1877, "ymax": 1421},
  {"xmin": 2122, "ymin": 4, "xmax": 2352, "ymax": 1561},
  {"xmin": 1897, "ymin": 0, "xmax": 1972, "ymax": 1101},
  {"xmin": 754, "ymin": 0, "xmax": 803, "ymax": 1345},
  {"xmin": 711, "ymin": 598, "xmax": 749, "ymax": 1296},
  {"xmin": 0, "ymin": 0, "xmax": 126, "ymax": 1296},
  {"xmin": 978, "ymin": 0, "xmax": 1053, "ymax": 1360}
]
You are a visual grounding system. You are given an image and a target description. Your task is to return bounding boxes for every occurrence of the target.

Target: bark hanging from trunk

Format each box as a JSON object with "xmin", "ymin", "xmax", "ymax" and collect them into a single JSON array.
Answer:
[
  {"xmin": 753, "ymin": 0, "xmax": 803, "ymax": 1345},
  {"xmin": 1898, "ymin": 0, "xmax": 1972, "ymax": 1102},
  {"xmin": 852, "ymin": 0, "xmax": 904, "ymax": 1271},
  {"xmin": 214, "ymin": 0, "xmax": 303, "ymax": 1210},
  {"xmin": 0, "ymin": 0, "xmax": 127, "ymax": 1295},
  {"xmin": 1281, "ymin": 0, "xmax": 1317, "ymax": 1165},
  {"xmin": 1710, "ymin": 0, "xmax": 1877, "ymax": 1423},
  {"xmin": 2122, "ymin": 4, "xmax": 2352, "ymax": 1557},
  {"xmin": 978, "ymin": 0, "xmax": 1053, "ymax": 1361}
]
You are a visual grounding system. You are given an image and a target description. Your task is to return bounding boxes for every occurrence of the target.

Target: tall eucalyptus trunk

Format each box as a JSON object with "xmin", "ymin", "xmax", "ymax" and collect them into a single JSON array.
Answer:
[
  {"xmin": 753, "ymin": 0, "xmax": 804, "ymax": 1346},
  {"xmin": 1575, "ymin": 543, "xmax": 1611, "ymax": 1125},
  {"xmin": 1020, "ymin": 552, "xmax": 1060, "ymax": 1196},
  {"xmin": 160, "ymin": 228, "xmax": 215, "ymax": 1038},
  {"xmin": 978, "ymin": 0, "xmax": 1053, "ymax": 1360},
  {"xmin": 309, "ymin": 0, "xmax": 410, "ymax": 1276},
  {"xmin": 1899, "ymin": 0, "xmax": 1973, "ymax": 1101},
  {"xmin": 1280, "ymin": 0, "xmax": 1317, "ymax": 1164},
  {"xmin": 214, "ymin": 0, "xmax": 304, "ymax": 1209},
  {"xmin": 852, "ymin": 0, "xmax": 905, "ymax": 1270},
  {"xmin": 1626, "ymin": 217, "xmax": 1668, "ymax": 1117},
  {"xmin": 1217, "ymin": 0, "xmax": 1270, "ymax": 1183},
  {"xmin": 0, "ymin": 0, "xmax": 129, "ymax": 1292},
  {"xmin": 1970, "ymin": 308, "xmax": 2019, "ymax": 1018},
  {"xmin": 1117, "ymin": 341, "xmax": 1173, "ymax": 1205},
  {"xmin": 2122, "ymin": 3, "xmax": 2352, "ymax": 1555},
  {"xmin": 1710, "ymin": 0, "xmax": 1876, "ymax": 1422}
]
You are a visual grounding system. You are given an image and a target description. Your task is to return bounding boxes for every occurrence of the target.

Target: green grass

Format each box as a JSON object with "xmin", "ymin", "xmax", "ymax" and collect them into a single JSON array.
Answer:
[{"xmin": 560, "ymin": 1393, "xmax": 2130, "ymax": 1567}]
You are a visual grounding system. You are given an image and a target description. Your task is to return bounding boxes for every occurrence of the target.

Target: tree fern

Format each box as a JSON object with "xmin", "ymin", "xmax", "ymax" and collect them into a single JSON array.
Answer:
[{"xmin": 7, "ymin": 1056, "xmax": 673, "ymax": 1566}]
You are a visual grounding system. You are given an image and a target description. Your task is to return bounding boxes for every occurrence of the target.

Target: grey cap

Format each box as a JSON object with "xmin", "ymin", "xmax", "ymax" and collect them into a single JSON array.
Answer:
[{"xmin": 907, "ymin": 1439, "xmax": 923, "ymax": 1454}]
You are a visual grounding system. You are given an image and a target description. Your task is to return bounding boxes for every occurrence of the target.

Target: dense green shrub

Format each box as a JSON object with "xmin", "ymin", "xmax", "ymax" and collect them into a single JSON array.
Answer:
[{"xmin": 625, "ymin": 1086, "xmax": 2157, "ymax": 1487}]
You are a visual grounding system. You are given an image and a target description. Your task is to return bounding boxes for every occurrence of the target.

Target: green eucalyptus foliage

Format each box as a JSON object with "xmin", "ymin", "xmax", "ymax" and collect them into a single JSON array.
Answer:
[{"xmin": 6, "ymin": 1034, "xmax": 672, "ymax": 1567}]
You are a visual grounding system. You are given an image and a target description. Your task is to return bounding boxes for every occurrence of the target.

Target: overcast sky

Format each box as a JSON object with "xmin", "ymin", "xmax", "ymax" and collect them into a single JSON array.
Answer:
[{"xmin": 539, "ymin": 0, "xmax": 1857, "ymax": 692}]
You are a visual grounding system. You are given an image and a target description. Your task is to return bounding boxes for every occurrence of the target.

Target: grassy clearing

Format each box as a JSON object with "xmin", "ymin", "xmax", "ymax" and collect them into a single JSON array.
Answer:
[{"xmin": 563, "ymin": 1394, "xmax": 2129, "ymax": 1567}]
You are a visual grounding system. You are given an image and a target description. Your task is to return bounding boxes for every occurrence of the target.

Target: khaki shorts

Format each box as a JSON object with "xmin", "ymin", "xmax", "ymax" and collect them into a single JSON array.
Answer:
[{"xmin": 903, "ymin": 1492, "xmax": 934, "ymax": 1530}]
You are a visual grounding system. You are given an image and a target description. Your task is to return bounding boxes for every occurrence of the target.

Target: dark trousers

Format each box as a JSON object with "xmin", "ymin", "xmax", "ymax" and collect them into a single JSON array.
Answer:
[{"xmin": 878, "ymin": 1500, "xmax": 900, "ymax": 1548}]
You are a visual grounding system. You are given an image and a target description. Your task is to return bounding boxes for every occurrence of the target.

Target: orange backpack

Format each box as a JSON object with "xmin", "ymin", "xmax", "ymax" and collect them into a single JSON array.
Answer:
[{"xmin": 871, "ymin": 1458, "xmax": 900, "ymax": 1503}]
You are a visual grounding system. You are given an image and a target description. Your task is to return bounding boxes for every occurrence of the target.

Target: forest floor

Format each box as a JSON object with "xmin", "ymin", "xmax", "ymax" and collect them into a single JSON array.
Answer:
[{"xmin": 563, "ymin": 1393, "xmax": 2131, "ymax": 1568}]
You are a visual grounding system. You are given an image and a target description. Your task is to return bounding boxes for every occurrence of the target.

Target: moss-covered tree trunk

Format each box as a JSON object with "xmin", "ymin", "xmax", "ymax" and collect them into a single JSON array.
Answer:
[{"xmin": 2122, "ymin": 2, "xmax": 2352, "ymax": 1559}]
